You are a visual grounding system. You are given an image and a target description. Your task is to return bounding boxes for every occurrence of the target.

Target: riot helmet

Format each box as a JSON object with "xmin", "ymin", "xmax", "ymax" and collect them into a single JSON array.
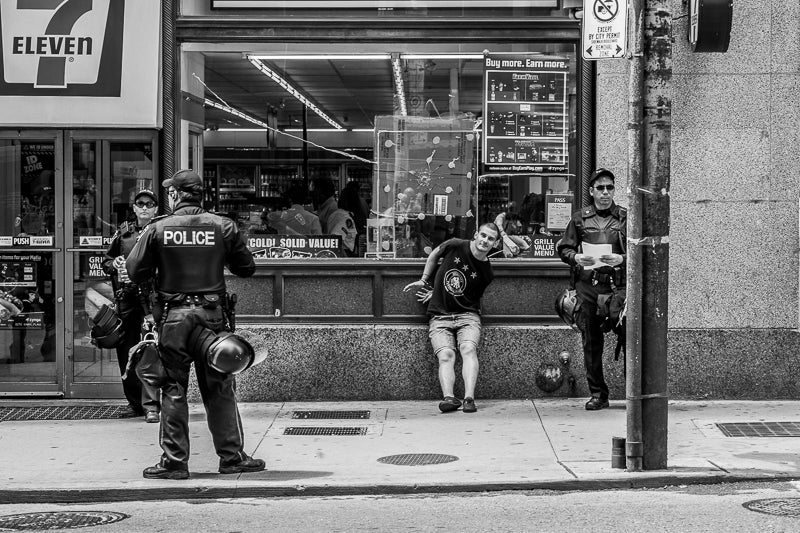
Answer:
[
  {"xmin": 89, "ymin": 304, "xmax": 125, "ymax": 349},
  {"xmin": 554, "ymin": 288, "xmax": 580, "ymax": 331},
  {"xmin": 188, "ymin": 323, "xmax": 258, "ymax": 375},
  {"xmin": 207, "ymin": 332, "xmax": 256, "ymax": 374},
  {"xmin": 91, "ymin": 319, "xmax": 125, "ymax": 349},
  {"xmin": 535, "ymin": 362, "xmax": 564, "ymax": 393}
]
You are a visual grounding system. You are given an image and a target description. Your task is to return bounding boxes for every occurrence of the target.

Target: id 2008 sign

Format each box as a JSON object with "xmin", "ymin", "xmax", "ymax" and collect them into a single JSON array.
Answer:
[{"xmin": 0, "ymin": 0, "xmax": 161, "ymax": 127}]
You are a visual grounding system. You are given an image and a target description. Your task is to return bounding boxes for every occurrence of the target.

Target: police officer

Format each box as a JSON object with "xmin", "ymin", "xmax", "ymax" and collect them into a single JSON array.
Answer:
[
  {"xmin": 556, "ymin": 169, "xmax": 626, "ymax": 411},
  {"xmin": 126, "ymin": 169, "xmax": 263, "ymax": 479},
  {"xmin": 102, "ymin": 189, "xmax": 160, "ymax": 422}
]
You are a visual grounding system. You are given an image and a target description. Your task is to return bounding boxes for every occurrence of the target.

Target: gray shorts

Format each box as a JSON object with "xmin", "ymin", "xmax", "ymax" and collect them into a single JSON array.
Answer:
[{"xmin": 428, "ymin": 312, "xmax": 482, "ymax": 355}]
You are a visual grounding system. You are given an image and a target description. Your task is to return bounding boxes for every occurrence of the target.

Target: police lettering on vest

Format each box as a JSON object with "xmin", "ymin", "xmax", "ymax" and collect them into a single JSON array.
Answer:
[{"xmin": 164, "ymin": 227, "xmax": 216, "ymax": 247}]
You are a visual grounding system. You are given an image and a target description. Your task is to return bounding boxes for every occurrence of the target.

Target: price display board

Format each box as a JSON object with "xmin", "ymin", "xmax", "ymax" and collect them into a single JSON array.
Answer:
[{"xmin": 482, "ymin": 54, "xmax": 570, "ymax": 174}]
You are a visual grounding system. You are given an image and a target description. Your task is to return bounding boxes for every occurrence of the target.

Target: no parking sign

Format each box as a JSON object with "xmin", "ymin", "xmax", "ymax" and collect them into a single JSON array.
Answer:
[{"xmin": 582, "ymin": 0, "xmax": 628, "ymax": 60}]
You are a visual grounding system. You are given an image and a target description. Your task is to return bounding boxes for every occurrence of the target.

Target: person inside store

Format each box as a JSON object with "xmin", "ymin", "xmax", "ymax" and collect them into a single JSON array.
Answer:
[
  {"xmin": 338, "ymin": 180, "xmax": 369, "ymax": 235},
  {"xmin": 402, "ymin": 222, "xmax": 500, "ymax": 414},
  {"xmin": 125, "ymin": 169, "xmax": 263, "ymax": 480},
  {"xmin": 556, "ymin": 168, "xmax": 626, "ymax": 411},
  {"xmin": 310, "ymin": 177, "xmax": 357, "ymax": 256},
  {"xmin": 267, "ymin": 182, "xmax": 322, "ymax": 235},
  {"xmin": 490, "ymin": 211, "xmax": 532, "ymax": 258},
  {"xmin": 101, "ymin": 189, "xmax": 161, "ymax": 423}
]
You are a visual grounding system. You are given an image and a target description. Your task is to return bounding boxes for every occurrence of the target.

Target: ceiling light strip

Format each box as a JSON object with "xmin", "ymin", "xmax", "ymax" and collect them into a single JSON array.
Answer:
[
  {"xmin": 245, "ymin": 53, "xmax": 484, "ymax": 60},
  {"xmin": 247, "ymin": 54, "xmax": 392, "ymax": 60},
  {"xmin": 204, "ymin": 98, "xmax": 374, "ymax": 164},
  {"xmin": 391, "ymin": 57, "xmax": 408, "ymax": 117},
  {"xmin": 248, "ymin": 57, "xmax": 344, "ymax": 130},
  {"xmin": 400, "ymin": 54, "xmax": 486, "ymax": 60}
]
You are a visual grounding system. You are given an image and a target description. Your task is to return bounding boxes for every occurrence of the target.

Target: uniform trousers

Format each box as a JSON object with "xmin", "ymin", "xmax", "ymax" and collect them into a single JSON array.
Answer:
[
  {"xmin": 575, "ymin": 280, "xmax": 615, "ymax": 401},
  {"xmin": 116, "ymin": 300, "xmax": 159, "ymax": 414},
  {"xmin": 157, "ymin": 305, "xmax": 246, "ymax": 469}
]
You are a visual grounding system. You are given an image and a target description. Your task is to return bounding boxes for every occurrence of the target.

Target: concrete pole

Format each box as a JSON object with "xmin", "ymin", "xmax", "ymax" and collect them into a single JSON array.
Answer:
[{"xmin": 626, "ymin": 0, "xmax": 672, "ymax": 471}]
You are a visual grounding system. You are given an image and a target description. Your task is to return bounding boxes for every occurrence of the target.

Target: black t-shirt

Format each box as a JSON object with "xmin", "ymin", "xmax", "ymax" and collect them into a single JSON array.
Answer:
[{"xmin": 426, "ymin": 239, "xmax": 494, "ymax": 317}]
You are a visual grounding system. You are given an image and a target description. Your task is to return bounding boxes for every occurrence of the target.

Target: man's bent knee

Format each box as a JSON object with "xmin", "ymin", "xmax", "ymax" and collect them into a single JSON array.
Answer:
[{"xmin": 436, "ymin": 349, "xmax": 457, "ymax": 364}]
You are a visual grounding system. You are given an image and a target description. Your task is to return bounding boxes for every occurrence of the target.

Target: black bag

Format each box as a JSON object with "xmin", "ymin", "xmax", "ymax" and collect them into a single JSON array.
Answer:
[{"xmin": 597, "ymin": 288, "xmax": 626, "ymax": 360}]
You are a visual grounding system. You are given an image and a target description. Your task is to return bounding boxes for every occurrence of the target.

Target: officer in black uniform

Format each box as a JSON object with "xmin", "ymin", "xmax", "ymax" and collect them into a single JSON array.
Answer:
[
  {"xmin": 126, "ymin": 169, "xmax": 263, "ymax": 479},
  {"xmin": 556, "ymin": 168, "xmax": 626, "ymax": 411},
  {"xmin": 102, "ymin": 189, "xmax": 160, "ymax": 422}
]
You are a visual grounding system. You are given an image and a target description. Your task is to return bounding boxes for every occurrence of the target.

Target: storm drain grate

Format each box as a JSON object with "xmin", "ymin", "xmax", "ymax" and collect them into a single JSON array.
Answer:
[
  {"xmin": 291, "ymin": 410, "xmax": 371, "ymax": 420},
  {"xmin": 0, "ymin": 511, "xmax": 129, "ymax": 530},
  {"xmin": 716, "ymin": 421, "xmax": 800, "ymax": 437},
  {"xmin": 0, "ymin": 405, "xmax": 134, "ymax": 422},
  {"xmin": 743, "ymin": 498, "xmax": 800, "ymax": 517},
  {"xmin": 283, "ymin": 426, "xmax": 368, "ymax": 436},
  {"xmin": 377, "ymin": 453, "xmax": 460, "ymax": 466}
]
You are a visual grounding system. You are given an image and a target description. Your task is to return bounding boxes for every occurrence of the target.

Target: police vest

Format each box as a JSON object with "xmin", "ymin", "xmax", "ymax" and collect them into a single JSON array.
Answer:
[{"xmin": 157, "ymin": 216, "xmax": 226, "ymax": 294}]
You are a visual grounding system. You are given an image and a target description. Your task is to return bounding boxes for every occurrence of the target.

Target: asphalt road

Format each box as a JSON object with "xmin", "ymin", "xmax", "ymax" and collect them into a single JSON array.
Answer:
[{"xmin": 1, "ymin": 480, "xmax": 800, "ymax": 532}]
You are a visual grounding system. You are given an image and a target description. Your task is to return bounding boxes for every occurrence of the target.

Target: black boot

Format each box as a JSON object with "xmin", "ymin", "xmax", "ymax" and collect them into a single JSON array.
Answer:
[{"xmin": 143, "ymin": 460, "xmax": 189, "ymax": 480}]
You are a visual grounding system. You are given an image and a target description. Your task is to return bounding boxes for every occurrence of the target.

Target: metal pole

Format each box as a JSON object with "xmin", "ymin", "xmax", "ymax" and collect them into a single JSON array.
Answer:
[
  {"xmin": 161, "ymin": 0, "xmax": 176, "ymax": 212},
  {"xmin": 625, "ymin": 0, "xmax": 645, "ymax": 472},
  {"xmin": 640, "ymin": 0, "xmax": 672, "ymax": 470},
  {"xmin": 302, "ymin": 106, "xmax": 309, "ymax": 190}
]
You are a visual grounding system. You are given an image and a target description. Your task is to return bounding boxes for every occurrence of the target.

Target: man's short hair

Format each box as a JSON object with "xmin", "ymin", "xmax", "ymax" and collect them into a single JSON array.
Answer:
[
  {"xmin": 589, "ymin": 168, "xmax": 616, "ymax": 188},
  {"xmin": 286, "ymin": 183, "xmax": 310, "ymax": 205},
  {"xmin": 311, "ymin": 178, "xmax": 336, "ymax": 200},
  {"xmin": 478, "ymin": 222, "xmax": 500, "ymax": 238}
]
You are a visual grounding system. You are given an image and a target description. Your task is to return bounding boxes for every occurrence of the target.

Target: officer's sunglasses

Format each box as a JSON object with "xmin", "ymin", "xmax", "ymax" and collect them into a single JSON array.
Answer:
[
  {"xmin": 593, "ymin": 185, "xmax": 615, "ymax": 191},
  {"xmin": 135, "ymin": 201, "xmax": 156, "ymax": 208}
]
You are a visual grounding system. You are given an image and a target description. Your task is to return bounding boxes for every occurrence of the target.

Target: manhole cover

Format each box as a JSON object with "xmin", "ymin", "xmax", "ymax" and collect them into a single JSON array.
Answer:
[
  {"xmin": 0, "ymin": 511, "xmax": 128, "ymax": 530},
  {"xmin": 717, "ymin": 422, "xmax": 800, "ymax": 437},
  {"xmin": 743, "ymin": 498, "xmax": 800, "ymax": 517},
  {"xmin": 283, "ymin": 426, "xmax": 368, "ymax": 436},
  {"xmin": 377, "ymin": 453, "xmax": 459, "ymax": 466},
  {"xmin": 292, "ymin": 410, "xmax": 371, "ymax": 420},
  {"xmin": 0, "ymin": 406, "xmax": 135, "ymax": 422}
]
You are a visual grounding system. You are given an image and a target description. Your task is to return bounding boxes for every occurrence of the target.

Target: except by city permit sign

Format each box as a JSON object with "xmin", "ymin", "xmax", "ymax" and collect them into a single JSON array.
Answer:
[{"xmin": 582, "ymin": 0, "xmax": 628, "ymax": 60}]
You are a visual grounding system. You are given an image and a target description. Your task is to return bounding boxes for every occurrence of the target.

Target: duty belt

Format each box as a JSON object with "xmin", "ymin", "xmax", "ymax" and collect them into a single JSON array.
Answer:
[
  {"xmin": 163, "ymin": 293, "xmax": 222, "ymax": 310},
  {"xmin": 579, "ymin": 269, "xmax": 618, "ymax": 286}
]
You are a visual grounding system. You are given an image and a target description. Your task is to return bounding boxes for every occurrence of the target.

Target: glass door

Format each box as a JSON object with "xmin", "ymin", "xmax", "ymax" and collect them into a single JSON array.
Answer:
[
  {"xmin": 0, "ymin": 131, "xmax": 64, "ymax": 396},
  {"xmin": 65, "ymin": 131, "xmax": 158, "ymax": 398}
]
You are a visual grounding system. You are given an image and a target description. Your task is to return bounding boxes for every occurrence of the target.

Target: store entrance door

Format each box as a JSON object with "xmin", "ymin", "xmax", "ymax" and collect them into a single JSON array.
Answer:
[
  {"xmin": 0, "ymin": 131, "xmax": 63, "ymax": 396},
  {"xmin": 65, "ymin": 131, "xmax": 158, "ymax": 398},
  {"xmin": 0, "ymin": 130, "xmax": 158, "ymax": 399}
]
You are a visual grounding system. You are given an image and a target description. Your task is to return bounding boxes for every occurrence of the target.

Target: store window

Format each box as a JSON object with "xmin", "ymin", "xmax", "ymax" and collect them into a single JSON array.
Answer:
[{"xmin": 198, "ymin": 42, "xmax": 578, "ymax": 260}]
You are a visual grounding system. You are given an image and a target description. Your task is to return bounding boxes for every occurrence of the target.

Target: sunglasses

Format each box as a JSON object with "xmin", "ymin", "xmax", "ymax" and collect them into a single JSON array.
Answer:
[
  {"xmin": 135, "ymin": 201, "xmax": 156, "ymax": 208},
  {"xmin": 593, "ymin": 185, "xmax": 615, "ymax": 191}
]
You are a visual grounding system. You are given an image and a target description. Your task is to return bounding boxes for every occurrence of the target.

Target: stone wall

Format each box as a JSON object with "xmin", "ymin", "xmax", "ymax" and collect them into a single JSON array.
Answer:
[{"xmin": 186, "ymin": 325, "xmax": 800, "ymax": 402}]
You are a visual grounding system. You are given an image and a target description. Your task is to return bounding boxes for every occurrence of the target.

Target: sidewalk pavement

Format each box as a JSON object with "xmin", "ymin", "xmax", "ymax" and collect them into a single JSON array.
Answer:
[{"xmin": 1, "ymin": 399, "xmax": 800, "ymax": 504}]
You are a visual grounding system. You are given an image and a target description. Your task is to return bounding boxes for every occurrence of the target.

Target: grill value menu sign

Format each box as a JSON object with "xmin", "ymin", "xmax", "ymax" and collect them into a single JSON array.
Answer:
[{"xmin": 482, "ymin": 55, "xmax": 569, "ymax": 174}]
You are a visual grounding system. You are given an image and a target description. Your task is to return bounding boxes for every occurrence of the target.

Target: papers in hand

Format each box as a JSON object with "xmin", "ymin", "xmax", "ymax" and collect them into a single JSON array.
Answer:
[{"xmin": 581, "ymin": 243, "xmax": 612, "ymax": 270}]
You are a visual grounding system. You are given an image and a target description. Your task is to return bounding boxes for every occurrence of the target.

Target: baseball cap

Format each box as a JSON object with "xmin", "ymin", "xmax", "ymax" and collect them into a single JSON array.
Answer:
[
  {"xmin": 589, "ymin": 168, "xmax": 616, "ymax": 187},
  {"xmin": 134, "ymin": 189, "xmax": 157, "ymax": 203},
  {"xmin": 162, "ymin": 169, "xmax": 202, "ymax": 190}
]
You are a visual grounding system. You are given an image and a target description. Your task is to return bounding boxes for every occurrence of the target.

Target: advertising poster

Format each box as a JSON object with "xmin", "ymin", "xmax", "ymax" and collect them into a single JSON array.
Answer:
[
  {"xmin": 0, "ymin": 253, "xmax": 45, "ymax": 330},
  {"xmin": 375, "ymin": 116, "xmax": 476, "ymax": 218},
  {"xmin": 248, "ymin": 235, "xmax": 343, "ymax": 259},
  {"xmin": 545, "ymin": 193, "xmax": 573, "ymax": 232},
  {"xmin": 483, "ymin": 54, "xmax": 570, "ymax": 174}
]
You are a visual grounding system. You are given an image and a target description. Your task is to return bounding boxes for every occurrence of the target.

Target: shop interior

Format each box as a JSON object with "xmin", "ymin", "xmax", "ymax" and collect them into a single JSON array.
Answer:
[{"xmin": 194, "ymin": 42, "xmax": 578, "ymax": 259}]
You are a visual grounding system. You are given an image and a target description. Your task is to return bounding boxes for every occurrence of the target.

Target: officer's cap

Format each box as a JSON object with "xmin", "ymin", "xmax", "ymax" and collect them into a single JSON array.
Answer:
[
  {"xmin": 589, "ymin": 168, "xmax": 615, "ymax": 188},
  {"xmin": 134, "ymin": 189, "xmax": 157, "ymax": 203},
  {"xmin": 162, "ymin": 169, "xmax": 202, "ymax": 191}
]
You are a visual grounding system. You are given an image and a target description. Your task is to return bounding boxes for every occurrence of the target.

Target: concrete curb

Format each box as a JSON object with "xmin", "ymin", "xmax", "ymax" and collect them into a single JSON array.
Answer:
[{"xmin": 3, "ymin": 473, "xmax": 798, "ymax": 504}]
